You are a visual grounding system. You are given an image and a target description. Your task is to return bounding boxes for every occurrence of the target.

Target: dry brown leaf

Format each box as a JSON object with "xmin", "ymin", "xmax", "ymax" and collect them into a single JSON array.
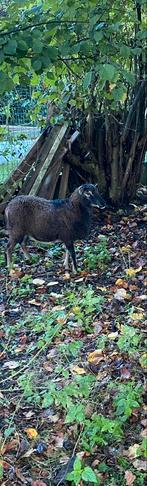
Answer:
[
  {"xmin": 140, "ymin": 427, "xmax": 147, "ymax": 438},
  {"xmin": 114, "ymin": 288, "xmax": 129, "ymax": 301},
  {"xmin": 70, "ymin": 365, "xmax": 86, "ymax": 375},
  {"xmin": 125, "ymin": 470, "xmax": 136, "ymax": 485},
  {"xmin": 141, "ymin": 419, "xmax": 147, "ymax": 427},
  {"xmin": 133, "ymin": 459, "xmax": 147, "ymax": 471},
  {"xmin": 88, "ymin": 350, "xmax": 104, "ymax": 365},
  {"xmin": 121, "ymin": 367, "xmax": 131, "ymax": 380},
  {"xmin": 96, "ymin": 371, "xmax": 108, "ymax": 381},
  {"xmin": 115, "ymin": 278, "xmax": 128, "ymax": 288},
  {"xmin": 128, "ymin": 444, "xmax": 140, "ymax": 458},
  {"xmin": 28, "ymin": 299, "xmax": 41, "ymax": 306}
]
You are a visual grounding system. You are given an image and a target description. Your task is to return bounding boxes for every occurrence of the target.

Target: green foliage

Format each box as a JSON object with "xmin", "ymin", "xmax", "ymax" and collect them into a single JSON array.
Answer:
[
  {"xmin": 67, "ymin": 457, "xmax": 99, "ymax": 485},
  {"xmin": 84, "ymin": 239, "xmax": 111, "ymax": 270},
  {"xmin": 117, "ymin": 325, "xmax": 141, "ymax": 354},
  {"xmin": 0, "ymin": 0, "xmax": 146, "ymax": 116},
  {"xmin": 111, "ymin": 381, "xmax": 143, "ymax": 422},
  {"xmin": 82, "ymin": 414, "xmax": 123, "ymax": 450}
]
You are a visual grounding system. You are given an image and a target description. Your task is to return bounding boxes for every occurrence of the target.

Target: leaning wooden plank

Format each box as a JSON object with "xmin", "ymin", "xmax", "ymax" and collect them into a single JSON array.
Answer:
[
  {"xmin": 38, "ymin": 129, "xmax": 80, "ymax": 198},
  {"xmin": 20, "ymin": 125, "xmax": 60, "ymax": 195},
  {"xmin": 0, "ymin": 126, "xmax": 50, "ymax": 199},
  {"xmin": 30, "ymin": 124, "xmax": 68, "ymax": 195}
]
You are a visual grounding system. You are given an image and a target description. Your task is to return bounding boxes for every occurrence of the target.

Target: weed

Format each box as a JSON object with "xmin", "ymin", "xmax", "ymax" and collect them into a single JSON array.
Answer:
[
  {"xmin": 81, "ymin": 414, "xmax": 123, "ymax": 450},
  {"xmin": 65, "ymin": 286, "xmax": 104, "ymax": 332},
  {"xmin": 67, "ymin": 457, "xmax": 98, "ymax": 484},
  {"xmin": 110, "ymin": 381, "xmax": 143, "ymax": 422},
  {"xmin": 117, "ymin": 325, "xmax": 141, "ymax": 354},
  {"xmin": 84, "ymin": 239, "xmax": 111, "ymax": 270}
]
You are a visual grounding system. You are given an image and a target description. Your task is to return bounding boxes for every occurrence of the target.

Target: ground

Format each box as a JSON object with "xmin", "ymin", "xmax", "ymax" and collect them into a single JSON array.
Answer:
[{"xmin": 0, "ymin": 206, "xmax": 146, "ymax": 486}]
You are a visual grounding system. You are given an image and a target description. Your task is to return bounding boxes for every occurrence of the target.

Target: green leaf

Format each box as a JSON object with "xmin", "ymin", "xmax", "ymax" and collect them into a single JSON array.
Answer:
[
  {"xmin": 17, "ymin": 40, "xmax": 28, "ymax": 51},
  {"xmin": 4, "ymin": 39, "xmax": 17, "ymax": 55},
  {"xmin": 112, "ymin": 86, "xmax": 127, "ymax": 102},
  {"xmin": 83, "ymin": 71, "xmax": 92, "ymax": 89},
  {"xmin": 74, "ymin": 457, "xmax": 82, "ymax": 473},
  {"xmin": 94, "ymin": 31, "xmax": 103, "ymax": 42},
  {"xmin": 120, "ymin": 45, "xmax": 131, "ymax": 58},
  {"xmin": 32, "ymin": 59, "xmax": 42, "ymax": 72},
  {"xmin": 99, "ymin": 63, "xmax": 116, "ymax": 81},
  {"xmin": 82, "ymin": 466, "xmax": 98, "ymax": 483},
  {"xmin": 32, "ymin": 40, "xmax": 43, "ymax": 54},
  {"xmin": 46, "ymin": 46, "xmax": 58, "ymax": 60}
]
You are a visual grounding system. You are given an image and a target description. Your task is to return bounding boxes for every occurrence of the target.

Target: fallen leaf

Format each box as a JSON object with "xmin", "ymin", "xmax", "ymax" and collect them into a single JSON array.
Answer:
[
  {"xmin": 32, "ymin": 278, "xmax": 45, "ymax": 286},
  {"xmin": 141, "ymin": 419, "xmax": 147, "ymax": 427},
  {"xmin": 130, "ymin": 312, "xmax": 144, "ymax": 321},
  {"xmin": 128, "ymin": 444, "xmax": 140, "ymax": 458},
  {"xmin": 25, "ymin": 428, "xmax": 38, "ymax": 439},
  {"xmin": 125, "ymin": 470, "xmax": 136, "ymax": 485},
  {"xmin": 96, "ymin": 371, "xmax": 108, "ymax": 381},
  {"xmin": 28, "ymin": 299, "xmax": 41, "ymax": 306},
  {"xmin": 3, "ymin": 360, "xmax": 20, "ymax": 369},
  {"xmin": 114, "ymin": 288, "xmax": 129, "ymax": 301},
  {"xmin": 96, "ymin": 286, "xmax": 107, "ymax": 292},
  {"xmin": 25, "ymin": 411, "xmax": 35, "ymax": 419},
  {"xmin": 140, "ymin": 427, "xmax": 147, "ymax": 438},
  {"xmin": 108, "ymin": 332, "xmax": 118, "ymax": 339},
  {"xmin": 70, "ymin": 365, "xmax": 86, "ymax": 375},
  {"xmin": 63, "ymin": 272, "xmax": 70, "ymax": 280},
  {"xmin": 115, "ymin": 278, "xmax": 128, "ymax": 288},
  {"xmin": 125, "ymin": 266, "xmax": 142, "ymax": 277},
  {"xmin": 121, "ymin": 245, "xmax": 132, "ymax": 253},
  {"xmin": 9, "ymin": 268, "xmax": 23, "ymax": 278},
  {"xmin": 133, "ymin": 459, "xmax": 147, "ymax": 471},
  {"xmin": 121, "ymin": 367, "xmax": 131, "ymax": 380},
  {"xmin": 88, "ymin": 350, "xmax": 104, "ymax": 365}
]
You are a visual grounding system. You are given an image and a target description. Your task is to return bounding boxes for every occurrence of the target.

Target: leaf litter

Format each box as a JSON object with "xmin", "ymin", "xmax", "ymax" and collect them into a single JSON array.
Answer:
[{"xmin": 0, "ymin": 205, "xmax": 146, "ymax": 485}]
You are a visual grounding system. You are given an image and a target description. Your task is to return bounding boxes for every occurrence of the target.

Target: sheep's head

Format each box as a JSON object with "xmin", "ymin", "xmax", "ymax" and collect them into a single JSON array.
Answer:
[{"xmin": 77, "ymin": 184, "xmax": 105, "ymax": 209}]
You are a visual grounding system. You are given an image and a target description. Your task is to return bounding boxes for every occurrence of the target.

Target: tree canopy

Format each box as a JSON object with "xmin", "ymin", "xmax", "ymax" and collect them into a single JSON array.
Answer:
[{"xmin": 0, "ymin": 0, "xmax": 146, "ymax": 114}]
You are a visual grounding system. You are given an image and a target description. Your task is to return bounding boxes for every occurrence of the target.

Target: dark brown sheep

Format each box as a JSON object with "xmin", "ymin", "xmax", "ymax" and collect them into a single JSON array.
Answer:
[{"xmin": 5, "ymin": 184, "xmax": 105, "ymax": 272}]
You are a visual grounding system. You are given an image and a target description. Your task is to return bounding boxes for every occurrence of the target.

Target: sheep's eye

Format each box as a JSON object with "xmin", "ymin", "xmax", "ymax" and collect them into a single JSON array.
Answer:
[{"xmin": 85, "ymin": 191, "xmax": 93, "ymax": 198}]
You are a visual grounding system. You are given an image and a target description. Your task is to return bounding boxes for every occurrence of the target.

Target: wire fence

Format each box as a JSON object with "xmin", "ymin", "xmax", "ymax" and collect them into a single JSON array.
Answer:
[{"xmin": 0, "ymin": 87, "xmax": 41, "ymax": 184}]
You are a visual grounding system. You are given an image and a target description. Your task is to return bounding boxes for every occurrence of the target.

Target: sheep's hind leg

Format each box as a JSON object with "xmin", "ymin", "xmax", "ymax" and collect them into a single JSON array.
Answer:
[
  {"xmin": 21, "ymin": 236, "xmax": 30, "ymax": 259},
  {"xmin": 66, "ymin": 243, "xmax": 77, "ymax": 274},
  {"xmin": 6, "ymin": 237, "xmax": 18, "ymax": 268}
]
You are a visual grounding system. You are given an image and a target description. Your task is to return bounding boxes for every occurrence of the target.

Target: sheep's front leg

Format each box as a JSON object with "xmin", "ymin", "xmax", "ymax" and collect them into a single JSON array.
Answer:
[
  {"xmin": 64, "ymin": 249, "xmax": 69, "ymax": 271},
  {"xmin": 66, "ymin": 243, "xmax": 77, "ymax": 274}
]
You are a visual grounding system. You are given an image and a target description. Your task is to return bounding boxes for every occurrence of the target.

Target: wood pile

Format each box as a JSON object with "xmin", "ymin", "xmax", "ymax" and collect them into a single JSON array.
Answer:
[{"xmin": 0, "ymin": 124, "xmax": 80, "ymax": 222}]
